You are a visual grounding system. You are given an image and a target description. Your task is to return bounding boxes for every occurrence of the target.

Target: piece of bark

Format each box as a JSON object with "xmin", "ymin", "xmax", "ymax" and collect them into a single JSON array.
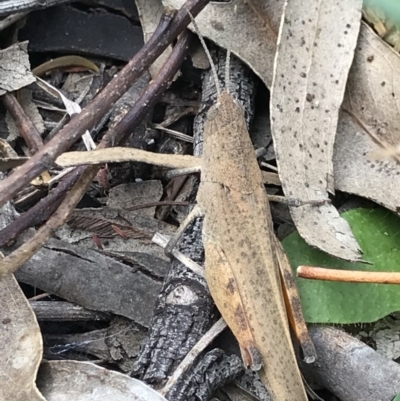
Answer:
[
  {"xmin": 43, "ymin": 328, "xmax": 111, "ymax": 362},
  {"xmin": 302, "ymin": 326, "xmax": 400, "ymax": 401},
  {"xmin": 30, "ymin": 301, "xmax": 109, "ymax": 321},
  {"xmin": 13, "ymin": 236, "xmax": 163, "ymax": 327},
  {"xmin": 43, "ymin": 316, "xmax": 147, "ymax": 372},
  {"xmin": 166, "ymin": 349, "xmax": 244, "ymax": 401},
  {"xmin": 0, "ymin": 42, "xmax": 35, "ymax": 96},
  {"xmin": 131, "ymin": 215, "xmax": 216, "ymax": 382}
]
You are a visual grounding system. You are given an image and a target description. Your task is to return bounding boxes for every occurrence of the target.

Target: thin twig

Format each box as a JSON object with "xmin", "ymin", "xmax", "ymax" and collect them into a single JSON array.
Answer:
[
  {"xmin": 160, "ymin": 318, "xmax": 227, "ymax": 396},
  {"xmin": 0, "ymin": 165, "xmax": 98, "ymax": 276},
  {"xmin": 2, "ymin": 92, "xmax": 43, "ymax": 153},
  {"xmin": 0, "ymin": 166, "xmax": 84, "ymax": 247},
  {"xmin": 297, "ymin": 265, "xmax": 400, "ymax": 284},
  {"xmin": 152, "ymin": 123, "xmax": 194, "ymax": 143},
  {"xmin": 152, "ymin": 232, "xmax": 204, "ymax": 278}
]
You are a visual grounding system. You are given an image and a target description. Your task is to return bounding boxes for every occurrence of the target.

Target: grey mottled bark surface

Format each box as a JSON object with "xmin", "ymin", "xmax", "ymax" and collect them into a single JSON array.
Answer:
[{"xmin": 303, "ymin": 326, "xmax": 400, "ymax": 401}]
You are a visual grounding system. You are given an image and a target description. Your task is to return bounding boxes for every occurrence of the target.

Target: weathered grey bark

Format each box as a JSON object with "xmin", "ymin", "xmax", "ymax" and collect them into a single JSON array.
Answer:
[
  {"xmin": 302, "ymin": 326, "xmax": 400, "ymax": 401},
  {"xmin": 44, "ymin": 316, "xmax": 146, "ymax": 372},
  {"xmin": 166, "ymin": 349, "xmax": 244, "ymax": 401},
  {"xmin": 14, "ymin": 237, "xmax": 163, "ymax": 327},
  {"xmin": 132, "ymin": 46, "xmax": 256, "ymax": 397},
  {"xmin": 31, "ymin": 301, "xmax": 109, "ymax": 321},
  {"xmin": 131, "ymin": 214, "xmax": 216, "ymax": 383}
]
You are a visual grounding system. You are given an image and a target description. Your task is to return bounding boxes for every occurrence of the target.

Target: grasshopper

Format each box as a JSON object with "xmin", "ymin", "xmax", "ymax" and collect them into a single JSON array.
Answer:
[{"xmin": 163, "ymin": 38, "xmax": 314, "ymax": 399}]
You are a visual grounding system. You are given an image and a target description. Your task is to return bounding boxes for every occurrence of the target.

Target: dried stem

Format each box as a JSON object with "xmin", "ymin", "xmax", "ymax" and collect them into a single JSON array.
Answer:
[
  {"xmin": 0, "ymin": 166, "xmax": 84, "ymax": 247},
  {"xmin": 2, "ymin": 92, "xmax": 43, "ymax": 153},
  {"xmin": 161, "ymin": 318, "xmax": 227, "ymax": 396},
  {"xmin": 298, "ymin": 265, "xmax": 400, "ymax": 284}
]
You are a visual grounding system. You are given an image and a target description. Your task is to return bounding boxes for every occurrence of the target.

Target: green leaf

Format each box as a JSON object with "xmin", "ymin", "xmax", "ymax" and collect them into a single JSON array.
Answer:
[
  {"xmin": 282, "ymin": 208, "xmax": 400, "ymax": 324},
  {"xmin": 393, "ymin": 393, "xmax": 400, "ymax": 401},
  {"xmin": 363, "ymin": 0, "xmax": 400, "ymax": 29}
]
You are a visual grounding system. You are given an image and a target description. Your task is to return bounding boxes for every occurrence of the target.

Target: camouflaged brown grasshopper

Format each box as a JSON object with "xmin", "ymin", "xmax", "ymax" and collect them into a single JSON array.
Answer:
[{"xmin": 163, "ymin": 18, "xmax": 316, "ymax": 401}]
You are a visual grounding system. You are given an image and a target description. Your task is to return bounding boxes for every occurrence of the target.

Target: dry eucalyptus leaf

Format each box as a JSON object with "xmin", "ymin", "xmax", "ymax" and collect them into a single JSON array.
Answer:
[
  {"xmin": 35, "ymin": 77, "xmax": 95, "ymax": 150},
  {"xmin": 0, "ymin": 157, "xmax": 29, "ymax": 170},
  {"xmin": 0, "ymin": 274, "xmax": 45, "ymax": 401},
  {"xmin": 343, "ymin": 22, "xmax": 400, "ymax": 149},
  {"xmin": 270, "ymin": 0, "xmax": 363, "ymax": 260},
  {"xmin": 162, "ymin": 0, "xmax": 281, "ymax": 86},
  {"xmin": 135, "ymin": 0, "xmax": 173, "ymax": 78},
  {"xmin": 334, "ymin": 110, "xmax": 400, "ymax": 212},
  {"xmin": 0, "ymin": 42, "xmax": 35, "ymax": 96},
  {"xmin": 37, "ymin": 360, "xmax": 168, "ymax": 401}
]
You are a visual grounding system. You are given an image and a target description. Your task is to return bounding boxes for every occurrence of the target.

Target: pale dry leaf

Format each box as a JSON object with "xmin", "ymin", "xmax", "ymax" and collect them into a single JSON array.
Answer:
[
  {"xmin": 37, "ymin": 360, "xmax": 168, "ymax": 401},
  {"xmin": 343, "ymin": 22, "xmax": 400, "ymax": 149},
  {"xmin": 56, "ymin": 147, "xmax": 201, "ymax": 169},
  {"xmin": 162, "ymin": 0, "xmax": 282, "ymax": 86},
  {"xmin": 0, "ymin": 41, "xmax": 35, "ymax": 96},
  {"xmin": 135, "ymin": 0, "xmax": 173, "ymax": 78},
  {"xmin": 270, "ymin": 0, "xmax": 363, "ymax": 260},
  {"xmin": 0, "ymin": 274, "xmax": 45, "ymax": 401},
  {"xmin": 35, "ymin": 77, "xmax": 95, "ymax": 150},
  {"xmin": 334, "ymin": 110, "xmax": 400, "ymax": 212}
]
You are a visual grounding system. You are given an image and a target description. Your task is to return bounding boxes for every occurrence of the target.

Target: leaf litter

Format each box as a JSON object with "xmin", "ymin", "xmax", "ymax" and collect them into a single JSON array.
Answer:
[{"xmin": 3, "ymin": 0, "xmax": 400, "ymax": 399}]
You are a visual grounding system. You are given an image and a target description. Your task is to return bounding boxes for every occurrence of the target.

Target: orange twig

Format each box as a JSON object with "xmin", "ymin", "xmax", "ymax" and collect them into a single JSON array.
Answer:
[{"xmin": 297, "ymin": 266, "xmax": 400, "ymax": 284}]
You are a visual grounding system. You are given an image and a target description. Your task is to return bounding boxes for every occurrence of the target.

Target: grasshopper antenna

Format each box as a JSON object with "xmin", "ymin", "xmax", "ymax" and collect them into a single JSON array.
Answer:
[
  {"xmin": 188, "ymin": 11, "xmax": 221, "ymax": 97},
  {"xmin": 225, "ymin": 49, "xmax": 231, "ymax": 94}
]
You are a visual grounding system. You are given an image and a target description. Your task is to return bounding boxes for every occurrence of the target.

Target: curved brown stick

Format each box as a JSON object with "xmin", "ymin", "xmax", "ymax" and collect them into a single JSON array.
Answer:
[{"xmin": 2, "ymin": 92, "xmax": 43, "ymax": 153}]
